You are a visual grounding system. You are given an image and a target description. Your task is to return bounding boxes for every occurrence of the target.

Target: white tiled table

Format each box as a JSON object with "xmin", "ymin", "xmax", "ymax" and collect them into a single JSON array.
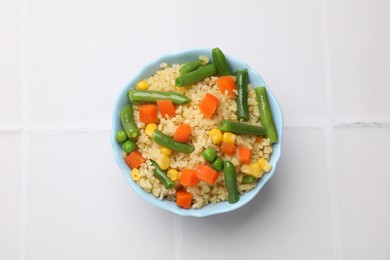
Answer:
[{"xmin": 1, "ymin": 0, "xmax": 389, "ymax": 259}]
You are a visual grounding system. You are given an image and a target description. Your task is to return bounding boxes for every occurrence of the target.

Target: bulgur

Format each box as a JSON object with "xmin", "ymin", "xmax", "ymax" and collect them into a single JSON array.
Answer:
[{"xmin": 128, "ymin": 62, "xmax": 273, "ymax": 209}]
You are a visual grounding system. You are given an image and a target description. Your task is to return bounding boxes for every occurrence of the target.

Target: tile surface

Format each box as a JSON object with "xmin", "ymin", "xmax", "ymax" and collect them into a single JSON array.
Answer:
[
  {"xmin": 326, "ymin": 0, "xmax": 390, "ymax": 121},
  {"xmin": 27, "ymin": 0, "xmax": 174, "ymax": 128},
  {"xmin": 333, "ymin": 128, "xmax": 390, "ymax": 260},
  {"xmin": 0, "ymin": 0, "xmax": 21, "ymax": 128},
  {"xmin": 25, "ymin": 133, "xmax": 174, "ymax": 260},
  {"xmin": 0, "ymin": 134, "xmax": 21, "ymax": 260}
]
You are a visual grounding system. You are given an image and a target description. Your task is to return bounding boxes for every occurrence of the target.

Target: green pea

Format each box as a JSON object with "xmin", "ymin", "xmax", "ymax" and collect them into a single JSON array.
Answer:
[
  {"xmin": 122, "ymin": 140, "xmax": 136, "ymax": 154},
  {"xmin": 202, "ymin": 148, "xmax": 217, "ymax": 162},
  {"xmin": 211, "ymin": 157, "xmax": 224, "ymax": 171},
  {"xmin": 115, "ymin": 130, "xmax": 128, "ymax": 143},
  {"xmin": 242, "ymin": 175, "xmax": 257, "ymax": 184}
]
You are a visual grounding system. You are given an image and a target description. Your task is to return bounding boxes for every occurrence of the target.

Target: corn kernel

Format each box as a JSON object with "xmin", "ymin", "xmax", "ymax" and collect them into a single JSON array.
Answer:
[
  {"xmin": 258, "ymin": 158, "xmax": 272, "ymax": 172},
  {"xmin": 240, "ymin": 163, "xmax": 264, "ymax": 178},
  {"xmin": 145, "ymin": 123, "xmax": 157, "ymax": 137},
  {"xmin": 222, "ymin": 132, "xmax": 236, "ymax": 144},
  {"xmin": 136, "ymin": 80, "xmax": 149, "ymax": 90},
  {"xmin": 167, "ymin": 169, "xmax": 179, "ymax": 181},
  {"xmin": 157, "ymin": 154, "xmax": 170, "ymax": 170},
  {"xmin": 160, "ymin": 146, "xmax": 172, "ymax": 156},
  {"xmin": 208, "ymin": 129, "xmax": 223, "ymax": 144},
  {"xmin": 131, "ymin": 168, "xmax": 141, "ymax": 181}
]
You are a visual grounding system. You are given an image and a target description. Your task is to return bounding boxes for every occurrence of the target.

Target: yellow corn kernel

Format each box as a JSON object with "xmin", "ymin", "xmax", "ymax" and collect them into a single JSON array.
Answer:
[
  {"xmin": 208, "ymin": 129, "xmax": 223, "ymax": 144},
  {"xmin": 258, "ymin": 158, "xmax": 272, "ymax": 172},
  {"xmin": 160, "ymin": 146, "xmax": 172, "ymax": 156},
  {"xmin": 131, "ymin": 168, "xmax": 141, "ymax": 181},
  {"xmin": 145, "ymin": 123, "xmax": 157, "ymax": 137},
  {"xmin": 157, "ymin": 154, "xmax": 170, "ymax": 170},
  {"xmin": 240, "ymin": 163, "xmax": 264, "ymax": 178},
  {"xmin": 136, "ymin": 80, "xmax": 149, "ymax": 90},
  {"xmin": 167, "ymin": 169, "xmax": 179, "ymax": 181},
  {"xmin": 222, "ymin": 132, "xmax": 236, "ymax": 144}
]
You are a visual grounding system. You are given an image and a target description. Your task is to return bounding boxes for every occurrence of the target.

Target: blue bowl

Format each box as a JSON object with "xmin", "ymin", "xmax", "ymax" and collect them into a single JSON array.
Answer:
[{"xmin": 111, "ymin": 48, "xmax": 283, "ymax": 217}]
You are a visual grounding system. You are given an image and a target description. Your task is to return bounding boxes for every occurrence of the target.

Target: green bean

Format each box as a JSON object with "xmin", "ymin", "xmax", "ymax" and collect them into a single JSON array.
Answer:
[
  {"xmin": 202, "ymin": 148, "xmax": 217, "ymax": 162},
  {"xmin": 115, "ymin": 130, "xmax": 128, "ymax": 143},
  {"xmin": 175, "ymin": 64, "xmax": 217, "ymax": 87},
  {"xmin": 255, "ymin": 87, "xmax": 278, "ymax": 143},
  {"xmin": 212, "ymin": 47, "xmax": 232, "ymax": 76},
  {"xmin": 223, "ymin": 160, "xmax": 240, "ymax": 204},
  {"xmin": 120, "ymin": 104, "xmax": 140, "ymax": 139},
  {"xmin": 152, "ymin": 130, "xmax": 195, "ymax": 154},
  {"xmin": 218, "ymin": 120, "xmax": 266, "ymax": 136},
  {"xmin": 236, "ymin": 69, "xmax": 249, "ymax": 121},
  {"xmin": 122, "ymin": 140, "xmax": 136, "ymax": 154},
  {"xmin": 128, "ymin": 90, "xmax": 191, "ymax": 105},
  {"xmin": 242, "ymin": 175, "xmax": 257, "ymax": 184},
  {"xmin": 179, "ymin": 60, "xmax": 202, "ymax": 75},
  {"xmin": 150, "ymin": 160, "xmax": 175, "ymax": 189},
  {"xmin": 211, "ymin": 157, "xmax": 224, "ymax": 171}
]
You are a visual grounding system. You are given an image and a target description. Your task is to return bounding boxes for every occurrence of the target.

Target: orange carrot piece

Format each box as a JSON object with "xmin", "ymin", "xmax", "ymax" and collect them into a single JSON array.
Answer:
[
  {"xmin": 173, "ymin": 124, "xmax": 192, "ymax": 143},
  {"xmin": 221, "ymin": 142, "xmax": 236, "ymax": 156},
  {"xmin": 139, "ymin": 104, "xmax": 158, "ymax": 123},
  {"xmin": 238, "ymin": 147, "xmax": 251, "ymax": 164},
  {"xmin": 199, "ymin": 93, "xmax": 219, "ymax": 119},
  {"xmin": 216, "ymin": 76, "xmax": 237, "ymax": 96},
  {"xmin": 179, "ymin": 169, "xmax": 199, "ymax": 186},
  {"xmin": 176, "ymin": 190, "xmax": 192, "ymax": 209},
  {"xmin": 124, "ymin": 151, "xmax": 145, "ymax": 169},
  {"xmin": 196, "ymin": 164, "xmax": 220, "ymax": 185},
  {"xmin": 255, "ymin": 136, "xmax": 263, "ymax": 143},
  {"xmin": 156, "ymin": 99, "xmax": 176, "ymax": 118}
]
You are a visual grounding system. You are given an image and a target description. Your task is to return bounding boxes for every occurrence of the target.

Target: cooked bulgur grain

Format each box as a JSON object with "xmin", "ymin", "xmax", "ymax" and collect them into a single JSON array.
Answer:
[{"xmin": 129, "ymin": 62, "xmax": 273, "ymax": 209}]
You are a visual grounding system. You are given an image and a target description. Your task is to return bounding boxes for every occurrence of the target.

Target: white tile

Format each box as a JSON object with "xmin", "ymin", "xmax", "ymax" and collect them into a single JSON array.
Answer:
[
  {"xmin": 0, "ymin": 0, "xmax": 21, "ymax": 128},
  {"xmin": 326, "ymin": 0, "xmax": 390, "ymax": 120},
  {"xmin": 27, "ymin": 0, "xmax": 174, "ymax": 128},
  {"xmin": 25, "ymin": 132, "xmax": 174, "ymax": 260},
  {"xmin": 181, "ymin": 128, "xmax": 333, "ymax": 260},
  {"xmin": 174, "ymin": 0, "xmax": 327, "ymax": 126},
  {"xmin": 0, "ymin": 134, "xmax": 21, "ymax": 260},
  {"xmin": 333, "ymin": 128, "xmax": 390, "ymax": 260}
]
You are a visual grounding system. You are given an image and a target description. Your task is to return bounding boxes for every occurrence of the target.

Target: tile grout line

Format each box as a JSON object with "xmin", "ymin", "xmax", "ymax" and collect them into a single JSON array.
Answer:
[
  {"xmin": 173, "ymin": 215, "xmax": 183, "ymax": 260},
  {"xmin": 320, "ymin": 0, "xmax": 343, "ymax": 259},
  {"xmin": 0, "ymin": 127, "xmax": 111, "ymax": 134},
  {"xmin": 324, "ymin": 126, "xmax": 343, "ymax": 259},
  {"xmin": 20, "ymin": 0, "xmax": 29, "ymax": 258},
  {"xmin": 168, "ymin": 1, "xmax": 182, "ymax": 260},
  {"xmin": 169, "ymin": 0, "xmax": 179, "ymax": 52},
  {"xmin": 1, "ymin": 119, "xmax": 390, "ymax": 136},
  {"xmin": 3, "ymin": 120, "xmax": 390, "ymax": 135}
]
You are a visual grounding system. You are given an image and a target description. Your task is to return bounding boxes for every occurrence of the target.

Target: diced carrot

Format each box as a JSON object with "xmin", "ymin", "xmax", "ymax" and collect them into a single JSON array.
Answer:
[
  {"xmin": 179, "ymin": 169, "xmax": 199, "ymax": 186},
  {"xmin": 176, "ymin": 190, "xmax": 192, "ymax": 209},
  {"xmin": 124, "ymin": 151, "xmax": 145, "ymax": 169},
  {"xmin": 221, "ymin": 142, "xmax": 236, "ymax": 156},
  {"xmin": 255, "ymin": 136, "xmax": 263, "ymax": 143},
  {"xmin": 173, "ymin": 124, "xmax": 192, "ymax": 143},
  {"xmin": 238, "ymin": 147, "xmax": 251, "ymax": 164},
  {"xmin": 196, "ymin": 164, "xmax": 219, "ymax": 185},
  {"xmin": 199, "ymin": 93, "xmax": 219, "ymax": 119},
  {"xmin": 156, "ymin": 99, "xmax": 176, "ymax": 118},
  {"xmin": 216, "ymin": 76, "xmax": 237, "ymax": 96},
  {"xmin": 139, "ymin": 104, "xmax": 158, "ymax": 123}
]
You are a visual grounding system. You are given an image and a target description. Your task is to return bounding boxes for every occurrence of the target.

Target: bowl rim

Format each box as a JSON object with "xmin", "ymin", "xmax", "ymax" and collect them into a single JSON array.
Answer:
[{"xmin": 111, "ymin": 48, "xmax": 284, "ymax": 217}]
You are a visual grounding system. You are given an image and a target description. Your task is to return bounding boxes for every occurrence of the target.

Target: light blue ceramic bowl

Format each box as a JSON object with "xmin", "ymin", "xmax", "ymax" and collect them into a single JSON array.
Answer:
[{"xmin": 112, "ymin": 48, "xmax": 283, "ymax": 217}]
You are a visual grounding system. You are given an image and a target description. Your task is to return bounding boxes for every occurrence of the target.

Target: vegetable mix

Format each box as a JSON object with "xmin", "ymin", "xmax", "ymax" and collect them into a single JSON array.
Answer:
[{"xmin": 115, "ymin": 48, "xmax": 278, "ymax": 209}]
